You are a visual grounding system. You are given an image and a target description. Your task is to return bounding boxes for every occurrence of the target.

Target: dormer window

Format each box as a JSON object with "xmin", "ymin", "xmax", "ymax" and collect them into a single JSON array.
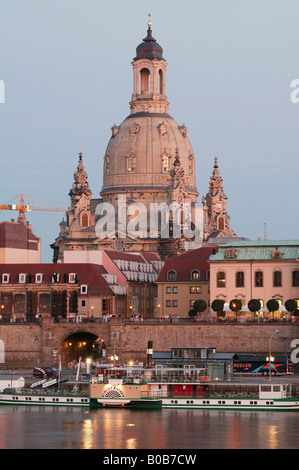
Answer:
[
  {"xmin": 19, "ymin": 274, "xmax": 26, "ymax": 284},
  {"xmin": 2, "ymin": 274, "xmax": 10, "ymax": 284},
  {"xmin": 69, "ymin": 273, "xmax": 77, "ymax": 283},
  {"xmin": 167, "ymin": 270, "xmax": 177, "ymax": 281},
  {"xmin": 225, "ymin": 248, "xmax": 236, "ymax": 259},
  {"xmin": 80, "ymin": 285, "xmax": 88, "ymax": 294},
  {"xmin": 191, "ymin": 270, "xmax": 200, "ymax": 280},
  {"xmin": 35, "ymin": 274, "xmax": 43, "ymax": 284},
  {"xmin": 272, "ymin": 250, "xmax": 282, "ymax": 259},
  {"xmin": 51, "ymin": 273, "xmax": 59, "ymax": 283}
]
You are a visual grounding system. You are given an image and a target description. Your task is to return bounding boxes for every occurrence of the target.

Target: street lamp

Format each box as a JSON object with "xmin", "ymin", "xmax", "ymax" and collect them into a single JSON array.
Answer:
[
  {"xmin": 86, "ymin": 357, "xmax": 91, "ymax": 375},
  {"xmin": 267, "ymin": 329, "xmax": 279, "ymax": 381}
]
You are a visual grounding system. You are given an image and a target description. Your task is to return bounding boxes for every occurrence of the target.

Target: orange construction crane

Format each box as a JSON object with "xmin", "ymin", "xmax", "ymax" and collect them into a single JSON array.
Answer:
[{"xmin": 0, "ymin": 194, "xmax": 68, "ymax": 222}]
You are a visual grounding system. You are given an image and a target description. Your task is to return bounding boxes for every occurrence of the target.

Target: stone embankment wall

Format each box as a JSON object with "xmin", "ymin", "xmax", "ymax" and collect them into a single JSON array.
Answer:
[{"xmin": 0, "ymin": 322, "xmax": 298, "ymax": 367}]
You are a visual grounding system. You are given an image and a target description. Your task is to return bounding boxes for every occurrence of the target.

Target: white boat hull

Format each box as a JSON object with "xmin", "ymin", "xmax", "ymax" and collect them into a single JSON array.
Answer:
[
  {"xmin": 0, "ymin": 392, "xmax": 90, "ymax": 407},
  {"xmin": 162, "ymin": 397, "xmax": 299, "ymax": 411}
]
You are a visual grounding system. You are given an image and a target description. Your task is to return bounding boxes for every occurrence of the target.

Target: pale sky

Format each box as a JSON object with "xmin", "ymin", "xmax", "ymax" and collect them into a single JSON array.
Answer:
[{"xmin": 1, "ymin": 0, "xmax": 299, "ymax": 262}]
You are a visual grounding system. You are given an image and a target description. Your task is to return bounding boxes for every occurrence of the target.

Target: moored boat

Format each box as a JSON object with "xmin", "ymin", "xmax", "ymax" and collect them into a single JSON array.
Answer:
[{"xmin": 89, "ymin": 365, "xmax": 299, "ymax": 411}]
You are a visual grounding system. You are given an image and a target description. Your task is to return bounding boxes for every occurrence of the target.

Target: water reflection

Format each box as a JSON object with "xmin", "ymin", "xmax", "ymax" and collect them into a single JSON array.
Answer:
[{"xmin": 0, "ymin": 406, "xmax": 298, "ymax": 449}]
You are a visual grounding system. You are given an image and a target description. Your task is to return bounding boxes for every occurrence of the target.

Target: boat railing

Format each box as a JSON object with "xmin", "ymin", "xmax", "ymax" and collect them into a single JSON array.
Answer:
[
  {"xmin": 96, "ymin": 376, "xmax": 210, "ymax": 385},
  {"xmin": 140, "ymin": 385, "xmax": 261, "ymax": 400},
  {"xmin": 7, "ymin": 388, "xmax": 87, "ymax": 397}
]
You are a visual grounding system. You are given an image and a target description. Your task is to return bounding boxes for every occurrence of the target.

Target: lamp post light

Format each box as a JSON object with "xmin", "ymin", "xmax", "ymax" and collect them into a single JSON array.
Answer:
[
  {"xmin": 267, "ymin": 329, "xmax": 279, "ymax": 381},
  {"xmin": 86, "ymin": 357, "xmax": 91, "ymax": 375}
]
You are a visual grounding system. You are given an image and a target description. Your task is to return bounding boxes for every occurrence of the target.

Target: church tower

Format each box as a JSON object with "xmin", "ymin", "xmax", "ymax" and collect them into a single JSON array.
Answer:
[
  {"xmin": 203, "ymin": 157, "xmax": 237, "ymax": 242},
  {"xmin": 100, "ymin": 15, "xmax": 199, "ymax": 257},
  {"xmin": 51, "ymin": 153, "xmax": 100, "ymax": 262}
]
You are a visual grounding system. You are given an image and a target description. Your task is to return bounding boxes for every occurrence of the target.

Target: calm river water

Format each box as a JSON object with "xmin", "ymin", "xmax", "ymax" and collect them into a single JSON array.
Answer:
[{"xmin": 0, "ymin": 406, "xmax": 298, "ymax": 450}]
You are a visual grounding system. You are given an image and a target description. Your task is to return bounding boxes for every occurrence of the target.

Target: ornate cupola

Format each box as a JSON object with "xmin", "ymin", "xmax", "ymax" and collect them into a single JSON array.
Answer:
[
  {"xmin": 130, "ymin": 14, "xmax": 169, "ymax": 115},
  {"xmin": 69, "ymin": 152, "xmax": 92, "ymax": 207}
]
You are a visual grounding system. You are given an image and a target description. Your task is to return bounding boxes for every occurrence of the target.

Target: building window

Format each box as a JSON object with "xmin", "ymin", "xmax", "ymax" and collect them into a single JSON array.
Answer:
[
  {"xmin": 217, "ymin": 272, "xmax": 226, "ymax": 288},
  {"xmin": 127, "ymin": 153, "xmax": 136, "ymax": 173},
  {"xmin": 189, "ymin": 155, "xmax": 194, "ymax": 175},
  {"xmin": 293, "ymin": 271, "xmax": 299, "ymax": 287},
  {"xmin": 19, "ymin": 274, "xmax": 26, "ymax": 283},
  {"xmin": 172, "ymin": 287, "xmax": 178, "ymax": 294},
  {"xmin": 39, "ymin": 294, "xmax": 50, "ymax": 314},
  {"xmin": 218, "ymin": 217, "xmax": 224, "ymax": 231},
  {"xmin": 81, "ymin": 300, "xmax": 86, "ymax": 307},
  {"xmin": 105, "ymin": 155, "xmax": 110, "ymax": 175},
  {"xmin": 69, "ymin": 273, "xmax": 77, "ymax": 283},
  {"xmin": 14, "ymin": 294, "xmax": 25, "ymax": 314},
  {"xmin": 172, "ymin": 300, "xmax": 178, "ymax": 307},
  {"xmin": 140, "ymin": 68, "xmax": 150, "ymax": 94},
  {"xmin": 80, "ymin": 285, "xmax": 88, "ymax": 294},
  {"xmin": 162, "ymin": 152, "xmax": 170, "ymax": 172},
  {"xmin": 190, "ymin": 300, "xmax": 194, "ymax": 307},
  {"xmin": 273, "ymin": 271, "xmax": 282, "ymax": 287},
  {"xmin": 255, "ymin": 271, "xmax": 263, "ymax": 287},
  {"xmin": 2, "ymin": 274, "xmax": 10, "ymax": 284},
  {"xmin": 102, "ymin": 296, "xmax": 111, "ymax": 314},
  {"xmin": 166, "ymin": 300, "xmax": 171, "ymax": 307},
  {"xmin": 167, "ymin": 270, "xmax": 177, "ymax": 281},
  {"xmin": 51, "ymin": 273, "xmax": 59, "ymax": 283},
  {"xmin": 190, "ymin": 286, "xmax": 202, "ymax": 294},
  {"xmin": 166, "ymin": 286, "xmax": 171, "ymax": 294},
  {"xmin": 236, "ymin": 271, "xmax": 244, "ymax": 288},
  {"xmin": 35, "ymin": 274, "xmax": 43, "ymax": 284},
  {"xmin": 206, "ymin": 270, "xmax": 210, "ymax": 281},
  {"xmin": 191, "ymin": 270, "xmax": 200, "ymax": 280},
  {"xmin": 81, "ymin": 213, "xmax": 88, "ymax": 228}
]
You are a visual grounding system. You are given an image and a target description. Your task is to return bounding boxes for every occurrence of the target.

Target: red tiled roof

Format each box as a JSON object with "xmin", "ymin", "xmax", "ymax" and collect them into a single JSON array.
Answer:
[
  {"xmin": 0, "ymin": 263, "xmax": 113, "ymax": 294},
  {"xmin": 156, "ymin": 246, "xmax": 218, "ymax": 282},
  {"xmin": 104, "ymin": 250, "xmax": 146, "ymax": 263}
]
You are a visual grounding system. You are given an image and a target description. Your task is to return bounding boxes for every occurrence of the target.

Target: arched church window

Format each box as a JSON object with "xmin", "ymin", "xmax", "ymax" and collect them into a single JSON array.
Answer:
[
  {"xmin": 127, "ymin": 154, "xmax": 136, "ymax": 173},
  {"xmin": 140, "ymin": 68, "xmax": 150, "ymax": 94},
  {"xmin": 189, "ymin": 155, "xmax": 194, "ymax": 175},
  {"xmin": 159, "ymin": 69, "xmax": 164, "ymax": 94},
  {"xmin": 81, "ymin": 213, "xmax": 88, "ymax": 228},
  {"xmin": 218, "ymin": 217, "xmax": 224, "ymax": 231},
  {"xmin": 162, "ymin": 152, "xmax": 170, "ymax": 172},
  {"xmin": 105, "ymin": 155, "xmax": 110, "ymax": 175}
]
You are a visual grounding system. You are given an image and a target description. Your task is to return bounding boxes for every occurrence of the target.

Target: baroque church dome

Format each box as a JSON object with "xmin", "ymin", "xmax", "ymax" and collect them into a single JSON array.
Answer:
[{"xmin": 101, "ymin": 19, "xmax": 198, "ymax": 207}]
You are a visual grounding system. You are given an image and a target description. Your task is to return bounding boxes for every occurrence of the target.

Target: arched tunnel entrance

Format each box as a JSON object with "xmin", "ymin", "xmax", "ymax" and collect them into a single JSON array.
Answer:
[{"xmin": 61, "ymin": 332, "xmax": 107, "ymax": 367}]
